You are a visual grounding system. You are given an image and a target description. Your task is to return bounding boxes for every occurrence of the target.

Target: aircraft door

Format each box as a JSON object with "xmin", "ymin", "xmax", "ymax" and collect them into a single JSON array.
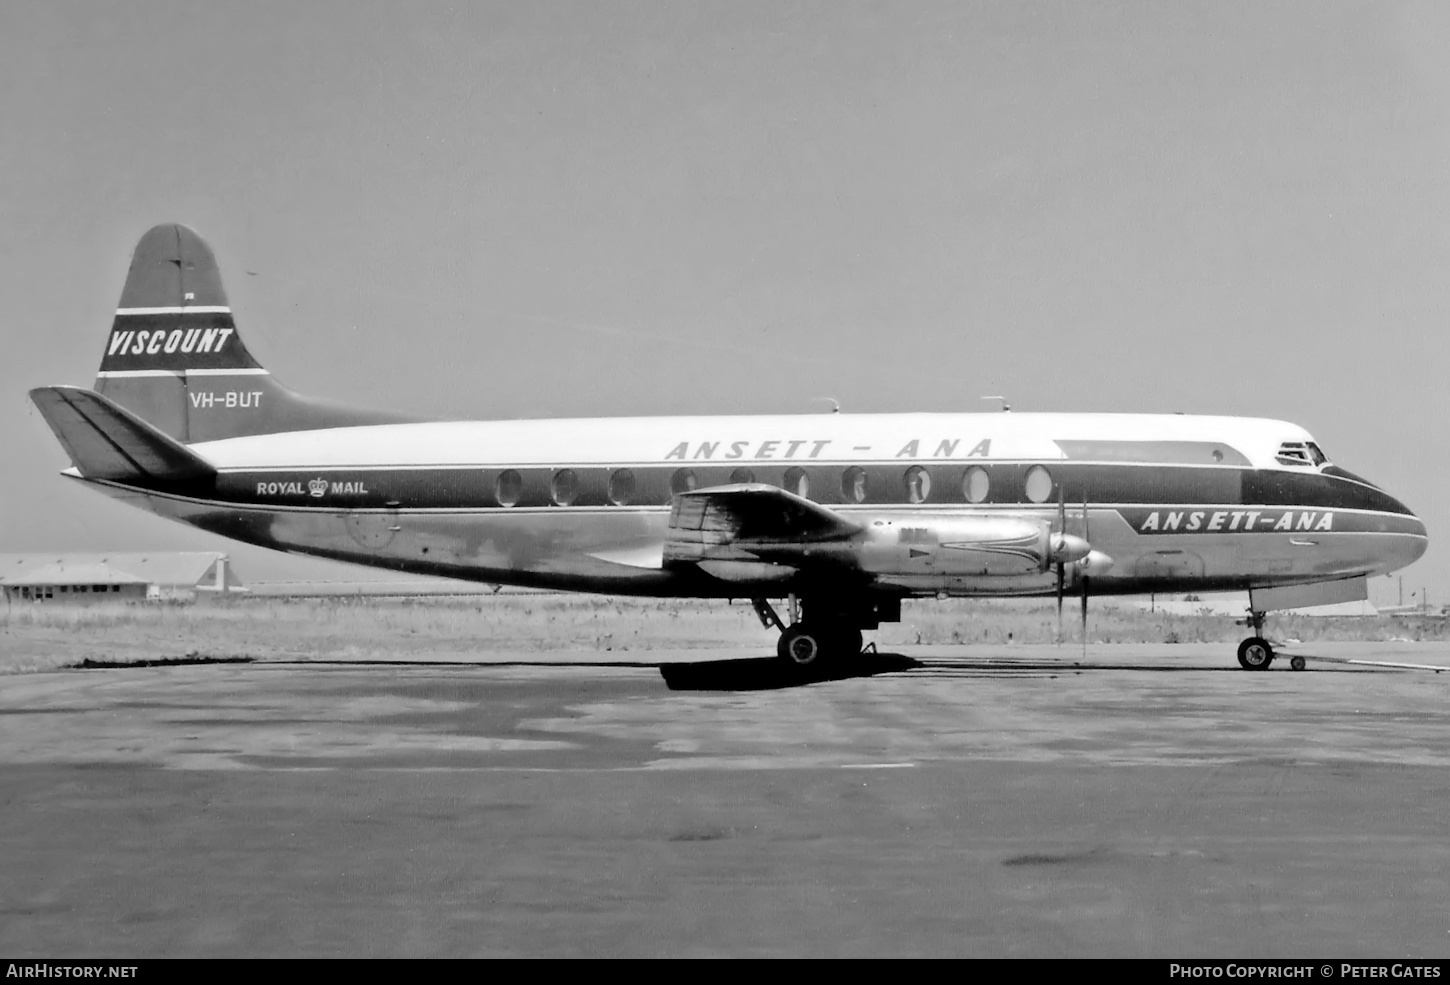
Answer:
[
  {"xmin": 1133, "ymin": 550, "xmax": 1205, "ymax": 584},
  {"xmin": 345, "ymin": 503, "xmax": 401, "ymax": 551}
]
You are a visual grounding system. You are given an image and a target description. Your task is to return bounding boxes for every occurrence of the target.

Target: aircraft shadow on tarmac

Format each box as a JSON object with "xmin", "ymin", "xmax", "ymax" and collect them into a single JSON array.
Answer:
[
  {"xmin": 658, "ymin": 654, "xmax": 1388, "ymax": 690},
  {"xmin": 658, "ymin": 652, "xmax": 922, "ymax": 691},
  {"xmin": 72, "ymin": 653, "xmax": 1394, "ymax": 683}
]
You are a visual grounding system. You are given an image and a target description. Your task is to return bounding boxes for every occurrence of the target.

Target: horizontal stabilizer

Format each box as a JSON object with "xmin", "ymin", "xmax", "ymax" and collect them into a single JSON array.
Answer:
[{"xmin": 29, "ymin": 386, "xmax": 215, "ymax": 486}]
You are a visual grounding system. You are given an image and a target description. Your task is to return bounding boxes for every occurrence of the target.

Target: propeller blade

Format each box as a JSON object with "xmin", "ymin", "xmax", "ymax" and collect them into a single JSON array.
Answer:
[
  {"xmin": 1081, "ymin": 497, "xmax": 1090, "ymax": 655},
  {"xmin": 1081, "ymin": 574, "xmax": 1089, "ymax": 655},
  {"xmin": 1056, "ymin": 563, "xmax": 1065, "ymax": 642},
  {"xmin": 1054, "ymin": 483, "xmax": 1067, "ymax": 643}
]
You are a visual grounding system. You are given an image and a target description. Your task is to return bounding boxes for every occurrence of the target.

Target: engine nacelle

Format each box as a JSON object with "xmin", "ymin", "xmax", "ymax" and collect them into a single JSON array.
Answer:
[{"xmin": 856, "ymin": 514, "xmax": 1065, "ymax": 577}]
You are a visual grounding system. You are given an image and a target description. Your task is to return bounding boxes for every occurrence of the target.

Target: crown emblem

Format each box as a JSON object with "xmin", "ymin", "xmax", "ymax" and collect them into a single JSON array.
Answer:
[{"xmin": 308, "ymin": 478, "xmax": 328, "ymax": 498}]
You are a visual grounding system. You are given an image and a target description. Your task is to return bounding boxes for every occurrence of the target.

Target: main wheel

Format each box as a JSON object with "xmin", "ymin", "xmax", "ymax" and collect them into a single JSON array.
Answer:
[
  {"xmin": 1237, "ymin": 636, "xmax": 1274, "ymax": 671},
  {"xmin": 778, "ymin": 625, "xmax": 824, "ymax": 667}
]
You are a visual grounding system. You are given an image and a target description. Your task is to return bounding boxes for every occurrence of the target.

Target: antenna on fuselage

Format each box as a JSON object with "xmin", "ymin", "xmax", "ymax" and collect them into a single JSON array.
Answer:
[
  {"xmin": 981, "ymin": 396, "xmax": 1011, "ymax": 412},
  {"xmin": 813, "ymin": 397, "xmax": 841, "ymax": 414}
]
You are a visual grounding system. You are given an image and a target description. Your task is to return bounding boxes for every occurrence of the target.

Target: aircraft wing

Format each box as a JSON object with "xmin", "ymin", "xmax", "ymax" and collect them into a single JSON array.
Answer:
[
  {"xmin": 664, "ymin": 483, "xmax": 862, "ymax": 575},
  {"xmin": 29, "ymin": 385, "xmax": 215, "ymax": 487}
]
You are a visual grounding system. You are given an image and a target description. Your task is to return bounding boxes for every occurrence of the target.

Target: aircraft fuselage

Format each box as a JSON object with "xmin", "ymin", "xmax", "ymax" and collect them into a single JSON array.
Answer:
[{"xmin": 70, "ymin": 410, "xmax": 1426, "ymax": 598}]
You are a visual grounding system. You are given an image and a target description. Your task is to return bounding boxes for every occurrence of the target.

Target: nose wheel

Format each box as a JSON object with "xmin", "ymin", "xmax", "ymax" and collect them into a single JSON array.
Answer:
[{"xmin": 1235, "ymin": 609, "xmax": 1279, "ymax": 671}]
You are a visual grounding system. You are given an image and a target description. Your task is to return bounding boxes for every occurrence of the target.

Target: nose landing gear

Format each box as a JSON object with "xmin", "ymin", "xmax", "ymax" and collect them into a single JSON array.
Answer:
[
  {"xmin": 1237, "ymin": 635, "xmax": 1274, "ymax": 671},
  {"xmin": 1236, "ymin": 609, "xmax": 1275, "ymax": 670},
  {"xmin": 1236, "ymin": 609, "xmax": 1306, "ymax": 670}
]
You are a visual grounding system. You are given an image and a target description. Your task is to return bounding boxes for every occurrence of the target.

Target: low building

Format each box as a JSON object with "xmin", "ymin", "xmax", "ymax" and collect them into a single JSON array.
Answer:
[
  {"xmin": 0, "ymin": 553, "xmax": 245, "ymax": 603},
  {"xmin": 1125, "ymin": 593, "xmax": 1380, "ymax": 617}
]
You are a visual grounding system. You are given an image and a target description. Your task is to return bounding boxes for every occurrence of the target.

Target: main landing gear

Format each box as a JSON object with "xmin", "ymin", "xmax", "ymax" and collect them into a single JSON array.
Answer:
[
  {"xmin": 751, "ymin": 595, "xmax": 887, "ymax": 668},
  {"xmin": 777, "ymin": 624, "xmax": 863, "ymax": 667},
  {"xmin": 1236, "ymin": 610, "xmax": 1304, "ymax": 671}
]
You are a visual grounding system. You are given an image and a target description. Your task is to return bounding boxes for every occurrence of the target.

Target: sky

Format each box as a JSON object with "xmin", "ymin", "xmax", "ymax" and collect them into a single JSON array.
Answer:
[{"xmin": 1, "ymin": 1, "xmax": 1448, "ymax": 602}]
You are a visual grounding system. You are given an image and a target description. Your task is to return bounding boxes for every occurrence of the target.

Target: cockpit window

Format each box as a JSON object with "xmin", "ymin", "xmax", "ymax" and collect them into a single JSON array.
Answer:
[
  {"xmin": 1276, "ymin": 443, "xmax": 1310, "ymax": 466},
  {"xmin": 1276, "ymin": 443, "xmax": 1322, "ymax": 467},
  {"xmin": 1275, "ymin": 441, "xmax": 1328, "ymax": 467}
]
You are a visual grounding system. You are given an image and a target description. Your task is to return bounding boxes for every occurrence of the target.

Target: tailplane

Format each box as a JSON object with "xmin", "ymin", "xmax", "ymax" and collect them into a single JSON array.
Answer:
[
  {"xmin": 93, "ymin": 224, "xmax": 417, "ymax": 443},
  {"xmin": 30, "ymin": 386, "xmax": 214, "ymax": 491}
]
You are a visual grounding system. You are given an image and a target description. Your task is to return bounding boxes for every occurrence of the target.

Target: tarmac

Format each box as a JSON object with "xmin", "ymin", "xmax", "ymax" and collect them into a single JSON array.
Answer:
[{"xmin": 2, "ymin": 641, "xmax": 1449, "ymax": 957}]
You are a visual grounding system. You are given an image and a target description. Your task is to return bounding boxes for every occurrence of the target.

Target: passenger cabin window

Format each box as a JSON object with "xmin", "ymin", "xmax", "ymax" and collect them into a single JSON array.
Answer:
[
  {"xmin": 608, "ymin": 469, "xmax": 636, "ymax": 506},
  {"xmin": 730, "ymin": 468, "xmax": 756, "ymax": 484},
  {"xmin": 670, "ymin": 469, "xmax": 697, "ymax": 496},
  {"xmin": 904, "ymin": 466, "xmax": 931, "ymax": 504},
  {"xmin": 551, "ymin": 469, "xmax": 578, "ymax": 506},
  {"xmin": 495, "ymin": 469, "xmax": 523, "ymax": 507},
  {"xmin": 963, "ymin": 466, "xmax": 989, "ymax": 504},
  {"xmin": 1024, "ymin": 465, "xmax": 1053, "ymax": 503},
  {"xmin": 783, "ymin": 467, "xmax": 809, "ymax": 498},
  {"xmin": 841, "ymin": 466, "xmax": 868, "ymax": 504}
]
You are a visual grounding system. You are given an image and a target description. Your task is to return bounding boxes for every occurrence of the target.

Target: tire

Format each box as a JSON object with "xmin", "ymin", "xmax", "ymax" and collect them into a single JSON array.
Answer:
[
  {"xmin": 1237, "ymin": 637, "xmax": 1274, "ymax": 671},
  {"xmin": 778, "ymin": 626, "xmax": 824, "ymax": 667},
  {"xmin": 1290, "ymin": 655, "xmax": 1306, "ymax": 672}
]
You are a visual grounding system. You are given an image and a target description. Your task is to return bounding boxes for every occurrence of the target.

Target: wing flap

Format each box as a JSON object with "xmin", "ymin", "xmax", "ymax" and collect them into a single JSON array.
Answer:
[{"xmin": 30, "ymin": 385, "xmax": 215, "ymax": 485}]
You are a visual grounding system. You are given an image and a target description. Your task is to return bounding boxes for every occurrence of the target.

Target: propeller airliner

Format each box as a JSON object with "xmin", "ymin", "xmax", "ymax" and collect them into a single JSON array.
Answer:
[{"xmin": 29, "ymin": 225, "xmax": 1428, "ymax": 670}]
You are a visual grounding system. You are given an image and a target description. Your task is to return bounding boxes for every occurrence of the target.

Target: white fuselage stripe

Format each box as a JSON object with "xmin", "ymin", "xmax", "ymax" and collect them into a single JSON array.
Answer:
[
  {"xmin": 184, "ymin": 368, "xmax": 269, "ymax": 376},
  {"xmin": 95, "ymin": 370, "xmax": 180, "ymax": 379},
  {"xmin": 218, "ymin": 460, "xmax": 1258, "ymax": 473},
  {"xmin": 96, "ymin": 369, "xmax": 271, "ymax": 379},
  {"xmin": 187, "ymin": 413, "xmax": 1323, "ymax": 472},
  {"xmin": 210, "ymin": 503, "xmax": 1414, "ymax": 517},
  {"xmin": 115, "ymin": 306, "xmax": 232, "ymax": 315}
]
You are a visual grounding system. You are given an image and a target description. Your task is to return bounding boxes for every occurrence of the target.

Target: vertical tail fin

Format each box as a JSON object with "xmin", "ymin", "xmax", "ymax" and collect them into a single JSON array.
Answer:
[{"xmin": 95, "ymin": 224, "xmax": 417, "ymax": 443}]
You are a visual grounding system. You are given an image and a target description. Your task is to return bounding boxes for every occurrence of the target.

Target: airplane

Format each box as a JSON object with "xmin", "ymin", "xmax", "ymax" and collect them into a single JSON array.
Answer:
[{"xmin": 29, "ymin": 224, "xmax": 1429, "ymax": 671}]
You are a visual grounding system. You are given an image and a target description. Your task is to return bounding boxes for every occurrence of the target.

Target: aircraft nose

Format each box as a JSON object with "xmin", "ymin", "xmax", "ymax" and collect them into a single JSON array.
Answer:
[
  {"xmin": 1388, "ymin": 498, "xmax": 1429, "ymax": 570},
  {"xmin": 1406, "ymin": 511, "xmax": 1429, "ymax": 564}
]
